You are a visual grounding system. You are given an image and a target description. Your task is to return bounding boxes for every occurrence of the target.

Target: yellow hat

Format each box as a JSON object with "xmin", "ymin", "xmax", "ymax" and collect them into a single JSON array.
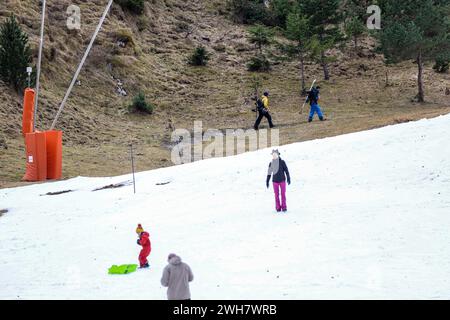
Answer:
[{"xmin": 136, "ymin": 224, "xmax": 144, "ymax": 235}]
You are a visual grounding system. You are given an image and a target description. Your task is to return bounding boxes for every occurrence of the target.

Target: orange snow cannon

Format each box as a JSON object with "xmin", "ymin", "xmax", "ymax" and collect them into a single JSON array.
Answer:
[
  {"xmin": 45, "ymin": 130, "xmax": 63, "ymax": 180},
  {"xmin": 23, "ymin": 131, "xmax": 47, "ymax": 181},
  {"xmin": 22, "ymin": 88, "xmax": 35, "ymax": 137}
]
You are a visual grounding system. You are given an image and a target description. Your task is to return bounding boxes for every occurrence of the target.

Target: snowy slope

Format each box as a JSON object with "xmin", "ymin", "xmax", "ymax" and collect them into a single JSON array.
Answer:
[{"xmin": 1, "ymin": 115, "xmax": 450, "ymax": 300}]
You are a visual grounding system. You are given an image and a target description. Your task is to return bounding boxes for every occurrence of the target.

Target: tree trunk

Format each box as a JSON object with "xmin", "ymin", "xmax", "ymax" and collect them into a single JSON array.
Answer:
[
  {"xmin": 417, "ymin": 51, "xmax": 425, "ymax": 102},
  {"xmin": 321, "ymin": 50, "xmax": 330, "ymax": 80},
  {"xmin": 300, "ymin": 54, "xmax": 306, "ymax": 95}
]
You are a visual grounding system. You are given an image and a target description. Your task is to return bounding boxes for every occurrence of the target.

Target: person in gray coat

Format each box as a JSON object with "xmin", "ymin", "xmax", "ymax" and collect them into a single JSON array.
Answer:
[{"xmin": 161, "ymin": 253, "xmax": 194, "ymax": 300}]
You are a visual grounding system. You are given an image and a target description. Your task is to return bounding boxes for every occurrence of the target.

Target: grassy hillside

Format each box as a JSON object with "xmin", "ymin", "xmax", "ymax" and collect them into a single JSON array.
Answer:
[{"xmin": 1, "ymin": 0, "xmax": 449, "ymax": 188}]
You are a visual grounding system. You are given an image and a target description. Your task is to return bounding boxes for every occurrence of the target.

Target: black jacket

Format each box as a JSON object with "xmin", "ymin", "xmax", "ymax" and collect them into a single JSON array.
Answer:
[
  {"xmin": 306, "ymin": 88, "xmax": 320, "ymax": 105},
  {"xmin": 266, "ymin": 158, "xmax": 291, "ymax": 185}
]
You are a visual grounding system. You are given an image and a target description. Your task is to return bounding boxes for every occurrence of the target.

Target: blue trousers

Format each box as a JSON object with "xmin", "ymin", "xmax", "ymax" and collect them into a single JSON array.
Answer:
[{"xmin": 309, "ymin": 103, "xmax": 324, "ymax": 121}]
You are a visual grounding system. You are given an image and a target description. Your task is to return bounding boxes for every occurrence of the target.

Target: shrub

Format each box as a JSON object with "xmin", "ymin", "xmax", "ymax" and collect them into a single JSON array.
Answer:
[
  {"xmin": 228, "ymin": 0, "xmax": 268, "ymax": 25},
  {"xmin": 189, "ymin": 46, "xmax": 210, "ymax": 66},
  {"xmin": 129, "ymin": 91, "xmax": 154, "ymax": 114},
  {"xmin": 433, "ymin": 55, "xmax": 449, "ymax": 73},
  {"xmin": 247, "ymin": 55, "xmax": 270, "ymax": 72},
  {"xmin": 136, "ymin": 16, "xmax": 149, "ymax": 32},
  {"xmin": 0, "ymin": 15, "xmax": 33, "ymax": 91},
  {"xmin": 116, "ymin": 0, "xmax": 145, "ymax": 14}
]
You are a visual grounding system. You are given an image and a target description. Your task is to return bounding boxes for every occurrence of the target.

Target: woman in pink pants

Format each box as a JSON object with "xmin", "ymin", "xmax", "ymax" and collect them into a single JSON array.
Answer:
[{"xmin": 266, "ymin": 149, "xmax": 291, "ymax": 212}]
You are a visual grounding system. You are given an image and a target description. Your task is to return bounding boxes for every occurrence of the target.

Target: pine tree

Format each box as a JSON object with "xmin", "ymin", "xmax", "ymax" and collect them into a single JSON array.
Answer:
[
  {"xmin": 299, "ymin": 0, "xmax": 343, "ymax": 80},
  {"xmin": 344, "ymin": 17, "xmax": 365, "ymax": 51},
  {"xmin": 229, "ymin": 0, "xmax": 268, "ymax": 25},
  {"xmin": 248, "ymin": 24, "xmax": 274, "ymax": 55},
  {"xmin": 0, "ymin": 15, "xmax": 33, "ymax": 92},
  {"xmin": 285, "ymin": 6, "xmax": 311, "ymax": 94},
  {"xmin": 269, "ymin": 0, "xmax": 294, "ymax": 28},
  {"xmin": 378, "ymin": 0, "xmax": 450, "ymax": 102},
  {"xmin": 247, "ymin": 24, "xmax": 274, "ymax": 72},
  {"xmin": 189, "ymin": 46, "xmax": 210, "ymax": 66}
]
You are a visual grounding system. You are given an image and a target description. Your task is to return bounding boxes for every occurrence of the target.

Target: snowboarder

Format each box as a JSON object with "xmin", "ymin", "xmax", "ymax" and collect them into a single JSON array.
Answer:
[
  {"xmin": 254, "ymin": 91, "xmax": 275, "ymax": 130},
  {"xmin": 136, "ymin": 224, "xmax": 151, "ymax": 268},
  {"xmin": 266, "ymin": 149, "xmax": 291, "ymax": 212},
  {"xmin": 161, "ymin": 253, "xmax": 194, "ymax": 300},
  {"xmin": 306, "ymin": 86, "xmax": 325, "ymax": 122}
]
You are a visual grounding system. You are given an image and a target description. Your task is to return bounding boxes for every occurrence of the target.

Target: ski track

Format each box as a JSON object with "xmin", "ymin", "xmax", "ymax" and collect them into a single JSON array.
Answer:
[{"xmin": 1, "ymin": 115, "xmax": 450, "ymax": 299}]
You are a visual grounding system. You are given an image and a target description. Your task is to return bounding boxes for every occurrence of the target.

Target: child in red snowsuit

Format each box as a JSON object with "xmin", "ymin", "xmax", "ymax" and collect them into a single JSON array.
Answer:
[{"xmin": 136, "ymin": 225, "xmax": 151, "ymax": 268}]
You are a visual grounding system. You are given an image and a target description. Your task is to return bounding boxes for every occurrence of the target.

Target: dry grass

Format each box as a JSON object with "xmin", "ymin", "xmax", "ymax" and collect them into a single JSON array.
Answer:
[{"xmin": 1, "ymin": 0, "xmax": 449, "ymax": 189}]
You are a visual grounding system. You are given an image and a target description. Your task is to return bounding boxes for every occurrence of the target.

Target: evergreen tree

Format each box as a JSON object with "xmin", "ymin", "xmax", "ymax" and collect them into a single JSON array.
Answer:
[
  {"xmin": 377, "ymin": 0, "xmax": 450, "ymax": 102},
  {"xmin": 299, "ymin": 0, "xmax": 343, "ymax": 80},
  {"xmin": 0, "ymin": 15, "xmax": 33, "ymax": 92},
  {"xmin": 189, "ymin": 46, "xmax": 210, "ymax": 66},
  {"xmin": 342, "ymin": 0, "xmax": 372, "ymax": 21},
  {"xmin": 228, "ymin": 0, "xmax": 268, "ymax": 24},
  {"xmin": 285, "ymin": 6, "xmax": 311, "ymax": 94},
  {"xmin": 269, "ymin": 0, "xmax": 294, "ymax": 28},
  {"xmin": 344, "ymin": 17, "xmax": 365, "ymax": 51},
  {"xmin": 248, "ymin": 24, "xmax": 274, "ymax": 55}
]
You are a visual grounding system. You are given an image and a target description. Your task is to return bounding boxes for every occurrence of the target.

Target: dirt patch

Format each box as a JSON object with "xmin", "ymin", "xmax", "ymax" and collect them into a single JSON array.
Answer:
[
  {"xmin": 0, "ymin": 209, "xmax": 8, "ymax": 217},
  {"xmin": 93, "ymin": 182, "xmax": 130, "ymax": 191},
  {"xmin": 42, "ymin": 190, "xmax": 74, "ymax": 196},
  {"xmin": 393, "ymin": 117, "xmax": 414, "ymax": 124}
]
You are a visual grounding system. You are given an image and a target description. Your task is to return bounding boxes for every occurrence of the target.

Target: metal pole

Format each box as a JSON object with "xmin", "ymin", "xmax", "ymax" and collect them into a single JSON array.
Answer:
[
  {"xmin": 50, "ymin": 0, "xmax": 114, "ymax": 130},
  {"xmin": 130, "ymin": 144, "xmax": 136, "ymax": 194},
  {"xmin": 33, "ymin": 0, "xmax": 46, "ymax": 131}
]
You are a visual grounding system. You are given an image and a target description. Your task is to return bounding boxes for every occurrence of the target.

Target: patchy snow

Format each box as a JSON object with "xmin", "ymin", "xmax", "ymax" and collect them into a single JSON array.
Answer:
[{"xmin": 1, "ymin": 115, "xmax": 450, "ymax": 299}]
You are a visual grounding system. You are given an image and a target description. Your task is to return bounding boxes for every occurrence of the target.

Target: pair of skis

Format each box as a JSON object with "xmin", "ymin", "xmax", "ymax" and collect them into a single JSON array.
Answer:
[{"xmin": 299, "ymin": 79, "xmax": 317, "ymax": 115}]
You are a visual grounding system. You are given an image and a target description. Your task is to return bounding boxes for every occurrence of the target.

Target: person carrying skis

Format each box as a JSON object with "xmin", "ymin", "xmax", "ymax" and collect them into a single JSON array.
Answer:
[
  {"xmin": 136, "ymin": 224, "xmax": 151, "ymax": 268},
  {"xmin": 306, "ymin": 85, "xmax": 325, "ymax": 122},
  {"xmin": 266, "ymin": 149, "xmax": 291, "ymax": 212},
  {"xmin": 254, "ymin": 91, "xmax": 275, "ymax": 130}
]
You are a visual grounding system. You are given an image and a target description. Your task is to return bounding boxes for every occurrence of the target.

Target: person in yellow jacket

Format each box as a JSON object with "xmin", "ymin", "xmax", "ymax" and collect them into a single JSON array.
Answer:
[{"xmin": 254, "ymin": 91, "xmax": 274, "ymax": 130}]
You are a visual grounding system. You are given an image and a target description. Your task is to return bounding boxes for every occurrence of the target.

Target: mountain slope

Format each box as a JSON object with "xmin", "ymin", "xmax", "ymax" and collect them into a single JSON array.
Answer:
[
  {"xmin": 1, "ymin": 115, "xmax": 449, "ymax": 299},
  {"xmin": 1, "ymin": 0, "xmax": 449, "ymax": 188}
]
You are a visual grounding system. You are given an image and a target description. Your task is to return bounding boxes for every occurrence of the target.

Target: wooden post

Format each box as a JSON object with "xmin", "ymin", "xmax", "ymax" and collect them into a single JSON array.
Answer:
[{"xmin": 130, "ymin": 144, "xmax": 136, "ymax": 194}]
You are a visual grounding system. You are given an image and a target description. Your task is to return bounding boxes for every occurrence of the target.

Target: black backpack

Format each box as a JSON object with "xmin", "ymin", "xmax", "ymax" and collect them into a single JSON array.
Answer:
[{"xmin": 256, "ymin": 99, "xmax": 268, "ymax": 114}]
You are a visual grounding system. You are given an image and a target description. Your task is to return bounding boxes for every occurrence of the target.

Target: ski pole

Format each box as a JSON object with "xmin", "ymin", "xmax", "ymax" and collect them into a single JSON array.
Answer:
[{"xmin": 300, "ymin": 79, "xmax": 316, "ymax": 114}]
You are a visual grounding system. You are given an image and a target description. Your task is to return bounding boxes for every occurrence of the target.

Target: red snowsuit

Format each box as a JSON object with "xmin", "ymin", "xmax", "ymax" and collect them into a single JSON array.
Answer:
[{"xmin": 138, "ymin": 231, "xmax": 151, "ymax": 267}]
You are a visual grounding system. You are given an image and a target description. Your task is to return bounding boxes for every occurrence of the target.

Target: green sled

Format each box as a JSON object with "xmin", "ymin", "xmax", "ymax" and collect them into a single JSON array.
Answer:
[{"xmin": 108, "ymin": 264, "xmax": 138, "ymax": 275}]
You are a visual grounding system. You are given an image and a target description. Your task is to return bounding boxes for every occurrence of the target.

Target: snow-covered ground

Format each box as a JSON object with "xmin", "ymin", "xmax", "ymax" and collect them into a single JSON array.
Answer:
[{"xmin": 1, "ymin": 115, "xmax": 450, "ymax": 300}]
